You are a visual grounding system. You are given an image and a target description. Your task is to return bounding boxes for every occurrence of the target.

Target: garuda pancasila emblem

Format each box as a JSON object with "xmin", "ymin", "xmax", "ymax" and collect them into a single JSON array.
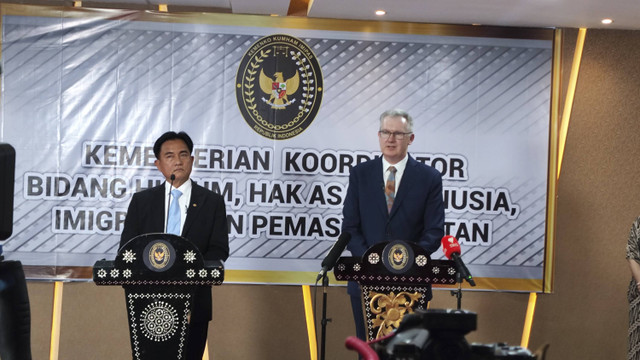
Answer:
[{"xmin": 259, "ymin": 69, "xmax": 299, "ymax": 109}]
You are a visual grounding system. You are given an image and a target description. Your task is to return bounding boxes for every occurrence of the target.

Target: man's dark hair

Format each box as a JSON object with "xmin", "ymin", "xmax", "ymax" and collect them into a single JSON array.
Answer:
[{"xmin": 153, "ymin": 131, "xmax": 194, "ymax": 159}]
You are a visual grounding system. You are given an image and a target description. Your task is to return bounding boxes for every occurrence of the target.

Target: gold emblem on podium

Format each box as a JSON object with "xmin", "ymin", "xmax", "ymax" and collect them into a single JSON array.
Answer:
[
  {"xmin": 148, "ymin": 242, "xmax": 171, "ymax": 270},
  {"xmin": 387, "ymin": 243, "xmax": 410, "ymax": 271}
]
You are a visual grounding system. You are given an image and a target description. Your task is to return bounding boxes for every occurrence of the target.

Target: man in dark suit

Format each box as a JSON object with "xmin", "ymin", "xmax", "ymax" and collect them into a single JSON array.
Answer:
[
  {"xmin": 342, "ymin": 109, "xmax": 445, "ymax": 341},
  {"xmin": 120, "ymin": 131, "xmax": 229, "ymax": 360}
]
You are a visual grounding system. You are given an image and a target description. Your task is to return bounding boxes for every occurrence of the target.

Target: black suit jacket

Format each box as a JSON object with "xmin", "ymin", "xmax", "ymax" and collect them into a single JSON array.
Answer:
[
  {"xmin": 120, "ymin": 180, "xmax": 229, "ymax": 321},
  {"xmin": 342, "ymin": 155, "xmax": 445, "ymax": 296}
]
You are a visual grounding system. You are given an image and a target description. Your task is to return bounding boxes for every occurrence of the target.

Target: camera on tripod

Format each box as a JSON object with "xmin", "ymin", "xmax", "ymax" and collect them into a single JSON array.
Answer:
[{"xmin": 370, "ymin": 309, "xmax": 536, "ymax": 360}]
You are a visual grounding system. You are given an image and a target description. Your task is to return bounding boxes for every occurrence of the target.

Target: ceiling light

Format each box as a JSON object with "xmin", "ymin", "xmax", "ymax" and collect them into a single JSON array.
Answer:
[
  {"xmin": 601, "ymin": 18, "xmax": 613, "ymax": 25},
  {"xmin": 375, "ymin": 10, "xmax": 386, "ymax": 16}
]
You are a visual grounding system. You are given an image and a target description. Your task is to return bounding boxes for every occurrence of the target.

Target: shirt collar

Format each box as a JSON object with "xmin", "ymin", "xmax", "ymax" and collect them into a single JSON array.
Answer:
[
  {"xmin": 382, "ymin": 154, "xmax": 409, "ymax": 173},
  {"xmin": 165, "ymin": 178, "xmax": 192, "ymax": 194}
]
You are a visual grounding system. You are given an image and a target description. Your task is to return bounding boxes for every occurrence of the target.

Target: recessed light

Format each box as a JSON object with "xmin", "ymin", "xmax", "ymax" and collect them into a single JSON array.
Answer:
[
  {"xmin": 601, "ymin": 18, "xmax": 613, "ymax": 25},
  {"xmin": 375, "ymin": 10, "xmax": 386, "ymax": 16}
]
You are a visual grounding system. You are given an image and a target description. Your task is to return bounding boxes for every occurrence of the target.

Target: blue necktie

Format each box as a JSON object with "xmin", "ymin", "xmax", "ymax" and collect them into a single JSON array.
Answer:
[{"xmin": 167, "ymin": 189, "xmax": 182, "ymax": 235}]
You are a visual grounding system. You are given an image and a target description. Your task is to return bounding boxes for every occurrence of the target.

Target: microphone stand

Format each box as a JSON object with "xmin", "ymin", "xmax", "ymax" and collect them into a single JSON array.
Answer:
[
  {"xmin": 450, "ymin": 272, "xmax": 463, "ymax": 310},
  {"xmin": 319, "ymin": 273, "xmax": 331, "ymax": 360},
  {"xmin": 165, "ymin": 174, "xmax": 175, "ymax": 233}
]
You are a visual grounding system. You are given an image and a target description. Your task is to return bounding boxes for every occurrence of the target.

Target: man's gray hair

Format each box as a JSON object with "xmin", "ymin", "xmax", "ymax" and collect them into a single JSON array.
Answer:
[{"xmin": 379, "ymin": 109, "xmax": 413, "ymax": 132}]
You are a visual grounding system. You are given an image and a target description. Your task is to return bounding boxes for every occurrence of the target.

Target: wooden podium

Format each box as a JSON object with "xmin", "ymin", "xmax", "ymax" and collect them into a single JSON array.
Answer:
[
  {"xmin": 333, "ymin": 240, "xmax": 457, "ymax": 341},
  {"xmin": 93, "ymin": 233, "xmax": 224, "ymax": 360}
]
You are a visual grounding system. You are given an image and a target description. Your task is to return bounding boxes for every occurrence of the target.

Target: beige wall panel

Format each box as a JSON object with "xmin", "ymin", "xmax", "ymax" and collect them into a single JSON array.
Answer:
[
  {"xmin": 27, "ymin": 282, "xmax": 54, "ymax": 360},
  {"xmin": 529, "ymin": 28, "xmax": 640, "ymax": 360},
  {"xmin": 57, "ymin": 283, "xmax": 130, "ymax": 359},
  {"xmin": 210, "ymin": 284, "xmax": 321, "ymax": 359}
]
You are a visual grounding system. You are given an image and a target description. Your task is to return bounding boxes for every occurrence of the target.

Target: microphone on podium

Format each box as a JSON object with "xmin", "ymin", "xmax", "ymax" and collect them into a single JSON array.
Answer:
[
  {"xmin": 316, "ymin": 232, "xmax": 352, "ymax": 281},
  {"xmin": 441, "ymin": 235, "xmax": 476, "ymax": 286}
]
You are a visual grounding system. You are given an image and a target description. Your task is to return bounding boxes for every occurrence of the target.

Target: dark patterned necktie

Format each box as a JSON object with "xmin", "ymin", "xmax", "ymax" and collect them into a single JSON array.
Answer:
[{"xmin": 385, "ymin": 166, "xmax": 397, "ymax": 213}]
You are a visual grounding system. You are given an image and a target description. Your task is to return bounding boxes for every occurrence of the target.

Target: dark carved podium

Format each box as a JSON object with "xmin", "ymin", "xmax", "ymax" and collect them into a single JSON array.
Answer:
[
  {"xmin": 333, "ymin": 240, "xmax": 457, "ymax": 341},
  {"xmin": 93, "ymin": 233, "xmax": 224, "ymax": 360}
]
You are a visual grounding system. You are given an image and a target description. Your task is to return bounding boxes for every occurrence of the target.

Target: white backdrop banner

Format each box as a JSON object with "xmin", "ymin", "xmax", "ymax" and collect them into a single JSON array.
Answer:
[{"xmin": 0, "ymin": 10, "xmax": 553, "ymax": 290}]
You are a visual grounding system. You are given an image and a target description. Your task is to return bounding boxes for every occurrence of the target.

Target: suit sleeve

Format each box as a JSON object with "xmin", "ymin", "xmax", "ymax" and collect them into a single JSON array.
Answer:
[
  {"xmin": 342, "ymin": 167, "xmax": 369, "ymax": 257},
  {"xmin": 203, "ymin": 194, "xmax": 230, "ymax": 262},
  {"xmin": 119, "ymin": 193, "xmax": 142, "ymax": 250},
  {"xmin": 418, "ymin": 170, "xmax": 445, "ymax": 254}
]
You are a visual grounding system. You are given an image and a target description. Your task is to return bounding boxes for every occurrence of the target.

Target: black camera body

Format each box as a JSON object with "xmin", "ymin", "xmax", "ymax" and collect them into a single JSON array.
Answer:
[
  {"xmin": 0, "ymin": 143, "xmax": 16, "ymax": 259},
  {"xmin": 372, "ymin": 309, "xmax": 536, "ymax": 360}
]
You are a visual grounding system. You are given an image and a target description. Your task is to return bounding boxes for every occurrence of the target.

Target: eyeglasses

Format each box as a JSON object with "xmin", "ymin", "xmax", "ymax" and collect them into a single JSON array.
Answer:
[{"xmin": 378, "ymin": 130, "xmax": 412, "ymax": 140}]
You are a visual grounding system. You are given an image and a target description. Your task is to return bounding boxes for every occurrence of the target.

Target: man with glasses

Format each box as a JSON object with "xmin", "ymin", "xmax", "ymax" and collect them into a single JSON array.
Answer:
[{"xmin": 342, "ymin": 109, "xmax": 445, "ymax": 341}]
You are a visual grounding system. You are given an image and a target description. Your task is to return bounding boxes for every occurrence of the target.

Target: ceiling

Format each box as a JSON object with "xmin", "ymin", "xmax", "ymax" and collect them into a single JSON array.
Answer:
[
  {"xmin": 305, "ymin": 0, "xmax": 640, "ymax": 30},
  {"xmin": 7, "ymin": 0, "xmax": 640, "ymax": 30}
]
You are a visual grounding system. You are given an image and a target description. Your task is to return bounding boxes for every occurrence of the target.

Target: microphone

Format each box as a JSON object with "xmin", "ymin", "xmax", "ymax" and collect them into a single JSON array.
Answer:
[
  {"xmin": 316, "ymin": 232, "xmax": 352, "ymax": 281},
  {"xmin": 441, "ymin": 235, "xmax": 476, "ymax": 286},
  {"xmin": 165, "ymin": 174, "xmax": 176, "ymax": 233}
]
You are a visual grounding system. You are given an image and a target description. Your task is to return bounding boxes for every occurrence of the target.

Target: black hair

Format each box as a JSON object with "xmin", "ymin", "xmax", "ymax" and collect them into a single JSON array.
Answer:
[{"xmin": 153, "ymin": 131, "xmax": 194, "ymax": 159}]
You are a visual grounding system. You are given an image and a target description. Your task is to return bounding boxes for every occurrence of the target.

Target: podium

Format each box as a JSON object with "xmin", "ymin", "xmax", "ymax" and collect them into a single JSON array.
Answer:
[
  {"xmin": 333, "ymin": 240, "xmax": 457, "ymax": 341},
  {"xmin": 93, "ymin": 233, "xmax": 224, "ymax": 360}
]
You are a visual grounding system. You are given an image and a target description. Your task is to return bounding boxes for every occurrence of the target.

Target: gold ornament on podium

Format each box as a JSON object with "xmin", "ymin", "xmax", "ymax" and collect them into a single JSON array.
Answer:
[{"xmin": 369, "ymin": 291, "xmax": 422, "ymax": 338}]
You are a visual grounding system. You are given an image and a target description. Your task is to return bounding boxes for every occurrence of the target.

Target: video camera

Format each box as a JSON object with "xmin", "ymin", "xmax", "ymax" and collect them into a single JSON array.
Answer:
[
  {"xmin": 369, "ymin": 309, "xmax": 536, "ymax": 360},
  {"xmin": 0, "ymin": 143, "xmax": 16, "ymax": 260}
]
